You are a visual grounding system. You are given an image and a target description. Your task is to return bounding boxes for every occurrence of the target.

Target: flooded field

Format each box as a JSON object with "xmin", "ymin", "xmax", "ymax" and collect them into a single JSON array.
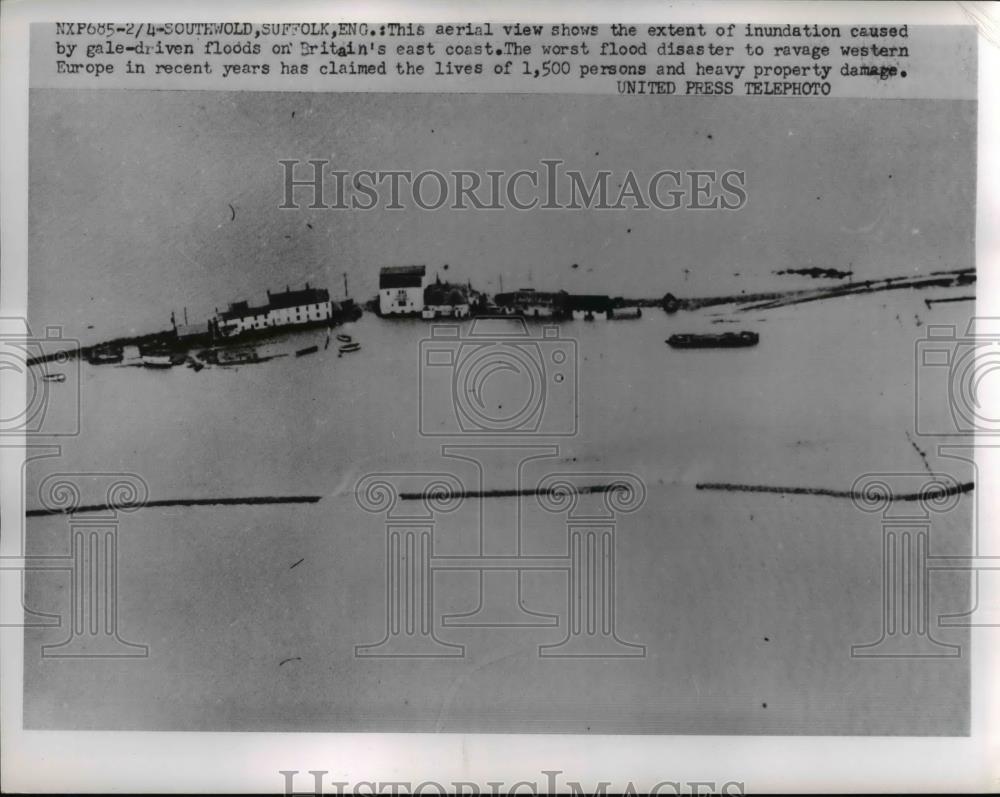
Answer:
[{"xmin": 22, "ymin": 291, "xmax": 973, "ymax": 733}]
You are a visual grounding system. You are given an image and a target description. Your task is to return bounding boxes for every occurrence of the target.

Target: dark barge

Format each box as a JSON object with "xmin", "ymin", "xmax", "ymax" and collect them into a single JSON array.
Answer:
[{"xmin": 667, "ymin": 331, "xmax": 759, "ymax": 349}]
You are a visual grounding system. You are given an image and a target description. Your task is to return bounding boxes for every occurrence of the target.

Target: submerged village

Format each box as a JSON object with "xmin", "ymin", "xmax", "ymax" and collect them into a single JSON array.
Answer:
[
  {"xmin": 76, "ymin": 265, "xmax": 654, "ymax": 371},
  {"xmin": 28, "ymin": 263, "xmax": 975, "ymax": 372}
]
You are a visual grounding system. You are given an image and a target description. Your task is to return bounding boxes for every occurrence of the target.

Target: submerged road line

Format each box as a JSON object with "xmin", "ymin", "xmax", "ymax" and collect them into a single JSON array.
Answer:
[
  {"xmin": 24, "ymin": 481, "xmax": 976, "ymax": 516},
  {"xmin": 398, "ymin": 483, "xmax": 632, "ymax": 501},
  {"xmin": 25, "ymin": 495, "xmax": 323, "ymax": 517},
  {"xmin": 696, "ymin": 481, "xmax": 975, "ymax": 501}
]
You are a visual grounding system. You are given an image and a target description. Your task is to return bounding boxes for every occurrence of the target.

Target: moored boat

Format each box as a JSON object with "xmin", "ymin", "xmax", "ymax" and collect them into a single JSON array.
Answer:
[
  {"xmin": 296, "ymin": 345, "xmax": 319, "ymax": 357},
  {"xmin": 667, "ymin": 331, "xmax": 759, "ymax": 349},
  {"xmin": 338, "ymin": 342, "xmax": 361, "ymax": 354},
  {"xmin": 42, "ymin": 372, "xmax": 66, "ymax": 383},
  {"xmin": 87, "ymin": 348, "xmax": 123, "ymax": 365},
  {"xmin": 206, "ymin": 347, "xmax": 261, "ymax": 366}
]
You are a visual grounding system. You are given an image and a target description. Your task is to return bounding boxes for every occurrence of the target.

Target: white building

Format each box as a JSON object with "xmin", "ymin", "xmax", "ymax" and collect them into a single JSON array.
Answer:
[
  {"xmin": 422, "ymin": 303, "xmax": 470, "ymax": 320},
  {"xmin": 265, "ymin": 285, "xmax": 333, "ymax": 326},
  {"xmin": 217, "ymin": 284, "xmax": 333, "ymax": 337},
  {"xmin": 379, "ymin": 266, "xmax": 426, "ymax": 315},
  {"xmin": 494, "ymin": 289, "xmax": 565, "ymax": 318}
]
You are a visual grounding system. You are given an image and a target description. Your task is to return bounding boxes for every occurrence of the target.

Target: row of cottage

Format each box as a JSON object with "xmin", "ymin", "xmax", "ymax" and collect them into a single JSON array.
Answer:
[
  {"xmin": 173, "ymin": 284, "xmax": 339, "ymax": 340},
  {"xmin": 179, "ymin": 267, "xmax": 637, "ymax": 340},
  {"xmin": 180, "ymin": 270, "xmax": 466, "ymax": 340},
  {"xmin": 378, "ymin": 265, "xmax": 640, "ymax": 320}
]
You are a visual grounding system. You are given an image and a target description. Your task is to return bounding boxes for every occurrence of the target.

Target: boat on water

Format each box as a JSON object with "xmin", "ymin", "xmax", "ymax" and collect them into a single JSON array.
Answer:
[
  {"xmin": 338, "ymin": 342, "xmax": 361, "ymax": 354},
  {"xmin": 202, "ymin": 346, "xmax": 260, "ymax": 366},
  {"xmin": 87, "ymin": 349, "xmax": 122, "ymax": 365},
  {"xmin": 336, "ymin": 333, "xmax": 353, "ymax": 343},
  {"xmin": 667, "ymin": 331, "xmax": 759, "ymax": 349},
  {"xmin": 296, "ymin": 345, "xmax": 319, "ymax": 357},
  {"xmin": 42, "ymin": 373, "xmax": 66, "ymax": 383},
  {"xmin": 141, "ymin": 354, "xmax": 174, "ymax": 368},
  {"xmin": 218, "ymin": 355, "xmax": 261, "ymax": 366}
]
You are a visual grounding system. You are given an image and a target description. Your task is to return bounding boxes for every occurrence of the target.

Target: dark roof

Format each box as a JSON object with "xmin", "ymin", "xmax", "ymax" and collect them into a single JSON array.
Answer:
[
  {"xmin": 219, "ymin": 300, "xmax": 269, "ymax": 321},
  {"xmin": 218, "ymin": 284, "xmax": 331, "ymax": 320},
  {"xmin": 425, "ymin": 282, "xmax": 469, "ymax": 305},
  {"xmin": 380, "ymin": 265, "xmax": 426, "ymax": 289},
  {"xmin": 495, "ymin": 290, "xmax": 566, "ymax": 307},
  {"xmin": 566, "ymin": 294, "xmax": 613, "ymax": 311},
  {"xmin": 267, "ymin": 284, "xmax": 330, "ymax": 310},
  {"xmin": 176, "ymin": 321, "xmax": 210, "ymax": 338}
]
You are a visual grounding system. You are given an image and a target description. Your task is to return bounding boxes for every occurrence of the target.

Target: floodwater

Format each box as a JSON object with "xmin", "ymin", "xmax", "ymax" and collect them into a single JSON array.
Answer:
[{"xmin": 23, "ymin": 290, "xmax": 973, "ymax": 733}]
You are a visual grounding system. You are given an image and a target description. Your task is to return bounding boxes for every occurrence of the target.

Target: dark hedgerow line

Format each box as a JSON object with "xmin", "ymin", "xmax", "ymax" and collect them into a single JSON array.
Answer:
[
  {"xmin": 25, "ymin": 495, "xmax": 323, "ymax": 517},
  {"xmin": 696, "ymin": 481, "xmax": 975, "ymax": 501}
]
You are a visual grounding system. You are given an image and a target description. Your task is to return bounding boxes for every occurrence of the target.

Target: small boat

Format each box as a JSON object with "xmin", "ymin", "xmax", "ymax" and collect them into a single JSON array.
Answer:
[
  {"xmin": 336, "ymin": 333, "xmax": 353, "ymax": 343},
  {"xmin": 338, "ymin": 342, "xmax": 361, "ymax": 354},
  {"xmin": 141, "ymin": 354, "xmax": 174, "ymax": 368},
  {"xmin": 667, "ymin": 331, "xmax": 759, "ymax": 349},
  {"xmin": 87, "ymin": 349, "xmax": 122, "ymax": 365},
  {"xmin": 42, "ymin": 373, "xmax": 66, "ymax": 383},
  {"xmin": 211, "ymin": 347, "xmax": 261, "ymax": 366},
  {"xmin": 296, "ymin": 345, "xmax": 319, "ymax": 357}
]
